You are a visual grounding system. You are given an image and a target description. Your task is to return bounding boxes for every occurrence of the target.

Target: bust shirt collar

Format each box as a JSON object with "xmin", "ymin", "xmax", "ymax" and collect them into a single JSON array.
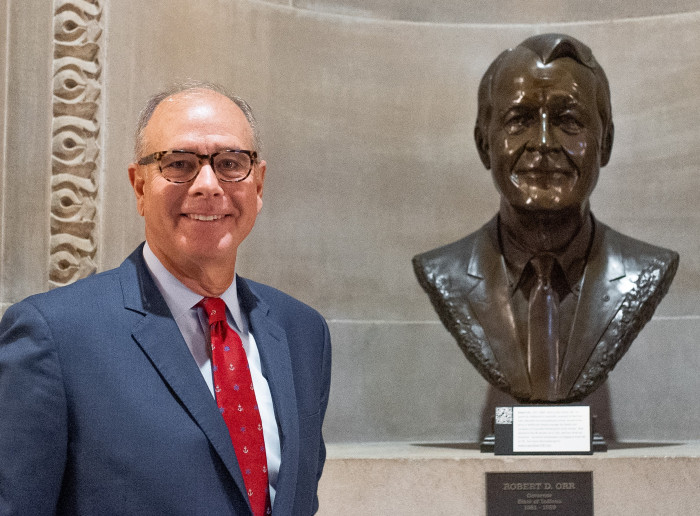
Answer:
[{"xmin": 496, "ymin": 213, "xmax": 594, "ymax": 295}]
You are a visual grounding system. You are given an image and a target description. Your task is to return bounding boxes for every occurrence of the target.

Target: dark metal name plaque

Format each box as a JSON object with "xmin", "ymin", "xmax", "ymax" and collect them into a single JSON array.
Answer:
[{"xmin": 486, "ymin": 472, "xmax": 593, "ymax": 515}]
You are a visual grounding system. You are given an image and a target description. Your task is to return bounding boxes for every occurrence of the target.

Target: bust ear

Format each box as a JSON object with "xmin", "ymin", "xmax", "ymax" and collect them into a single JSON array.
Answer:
[
  {"xmin": 600, "ymin": 122, "xmax": 614, "ymax": 167},
  {"xmin": 474, "ymin": 125, "xmax": 491, "ymax": 169}
]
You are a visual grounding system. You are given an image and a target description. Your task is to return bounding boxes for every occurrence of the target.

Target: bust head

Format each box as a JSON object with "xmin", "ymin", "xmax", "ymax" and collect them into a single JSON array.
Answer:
[
  {"xmin": 413, "ymin": 34, "xmax": 679, "ymax": 405},
  {"xmin": 474, "ymin": 34, "xmax": 614, "ymax": 214}
]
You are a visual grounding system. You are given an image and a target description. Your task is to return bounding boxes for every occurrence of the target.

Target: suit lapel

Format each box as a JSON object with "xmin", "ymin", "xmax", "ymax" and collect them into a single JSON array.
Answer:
[
  {"xmin": 238, "ymin": 278, "xmax": 300, "ymax": 514},
  {"xmin": 118, "ymin": 248, "xmax": 250, "ymax": 507},
  {"xmin": 465, "ymin": 224, "xmax": 531, "ymax": 396},
  {"xmin": 559, "ymin": 224, "xmax": 637, "ymax": 395}
]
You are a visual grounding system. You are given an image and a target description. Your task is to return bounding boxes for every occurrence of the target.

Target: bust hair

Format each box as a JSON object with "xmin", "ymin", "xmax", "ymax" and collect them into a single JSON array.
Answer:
[{"xmin": 475, "ymin": 34, "xmax": 613, "ymax": 143}]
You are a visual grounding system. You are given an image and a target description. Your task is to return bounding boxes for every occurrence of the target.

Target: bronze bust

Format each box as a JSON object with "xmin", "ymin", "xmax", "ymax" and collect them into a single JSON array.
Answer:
[{"xmin": 413, "ymin": 34, "xmax": 679, "ymax": 403}]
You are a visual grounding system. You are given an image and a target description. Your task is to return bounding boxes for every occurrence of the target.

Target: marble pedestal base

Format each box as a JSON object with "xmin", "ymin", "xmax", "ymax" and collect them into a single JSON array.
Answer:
[{"xmin": 317, "ymin": 442, "xmax": 700, "ymax": 515}]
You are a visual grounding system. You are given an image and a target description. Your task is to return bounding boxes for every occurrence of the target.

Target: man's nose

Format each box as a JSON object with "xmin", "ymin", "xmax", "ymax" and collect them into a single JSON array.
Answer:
[
  {"xmin": 190, "ymin": 161, "xmax": 223, "ymax": 195},
  {"xmin": 528, "ymin": 110, "xmax": 556, "ymax": 151}
]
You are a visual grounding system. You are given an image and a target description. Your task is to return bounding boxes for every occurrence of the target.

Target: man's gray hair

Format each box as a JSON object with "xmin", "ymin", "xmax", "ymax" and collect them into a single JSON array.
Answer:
[{"xmin": 133, "ymin": 80, "xmax": 262, "ymax": 160}]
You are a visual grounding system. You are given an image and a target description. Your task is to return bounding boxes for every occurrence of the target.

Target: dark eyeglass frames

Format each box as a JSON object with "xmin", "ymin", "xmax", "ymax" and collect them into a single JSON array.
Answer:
[{"xmin": 137, "ymin": 149, "xmax": 257, "ymax": 183}]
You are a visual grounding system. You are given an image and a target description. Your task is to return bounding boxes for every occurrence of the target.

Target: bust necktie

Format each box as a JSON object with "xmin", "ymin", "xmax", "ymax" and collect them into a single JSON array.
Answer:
[
  {"xmin": 200, "ymin": 297, "xmax": 271, "ymax": 516},
  {"xmin": 527, "ymin": 254, "xmax": 561, "ymax": 401}
]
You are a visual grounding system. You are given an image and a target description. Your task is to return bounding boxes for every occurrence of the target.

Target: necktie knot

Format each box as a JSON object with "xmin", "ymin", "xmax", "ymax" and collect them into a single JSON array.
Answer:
[
  {"xmin": 200, "ymin": 297, "xmax": 227, "ymax": 325},
  {"xmin": 530, "ymin": 254, "xmax": 555, "ymax": 285}
]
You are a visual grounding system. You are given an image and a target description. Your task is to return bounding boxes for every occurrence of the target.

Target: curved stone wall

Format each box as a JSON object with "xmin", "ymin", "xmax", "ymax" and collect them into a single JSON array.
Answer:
[{"xmin": 259, "ymin": 0, "xmax": 700, "ymax": 23}]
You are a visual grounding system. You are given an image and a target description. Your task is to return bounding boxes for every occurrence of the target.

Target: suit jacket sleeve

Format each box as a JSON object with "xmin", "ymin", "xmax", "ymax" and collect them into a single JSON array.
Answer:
[{"xmin": 0, "ymin": 300, "xmax": 68, "ymax": 515}]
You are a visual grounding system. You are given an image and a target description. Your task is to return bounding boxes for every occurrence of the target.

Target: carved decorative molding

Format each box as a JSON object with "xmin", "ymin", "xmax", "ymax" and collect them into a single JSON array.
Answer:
[{"xmin": 50, "ymin": 0, "xmax": 102, "ymax": 287}]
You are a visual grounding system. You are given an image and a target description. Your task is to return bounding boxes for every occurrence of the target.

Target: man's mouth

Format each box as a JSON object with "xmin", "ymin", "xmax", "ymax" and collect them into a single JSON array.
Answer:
[
  {"xmin": 509, "ymin": 165, "xmax": 578, "ymax": 206},
  {"xmin": 511, "ymin": 168, "xmax": 575, "ymax": 185},
  {"xmin": 511, "ymin": 161, "xmax": 577, "ymax": 184},
  {"xmin": 186, "ymin": 214, "xmax": 226, "ymax": 221},
  {"xmin": 513, "ymin": 153, "xmax": 577, "ymax": 180}
]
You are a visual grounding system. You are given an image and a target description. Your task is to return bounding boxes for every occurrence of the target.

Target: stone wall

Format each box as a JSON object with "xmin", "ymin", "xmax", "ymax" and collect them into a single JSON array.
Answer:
[{"xmin": 1, "ymin": 0, "xmax": 699, "ymax": 442}]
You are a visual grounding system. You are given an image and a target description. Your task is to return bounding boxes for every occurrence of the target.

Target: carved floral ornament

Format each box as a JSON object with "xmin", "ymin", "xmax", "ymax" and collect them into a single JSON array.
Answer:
[{"xmin": 51, "ymin": 0, "xmax": 102, "ymax": 287}]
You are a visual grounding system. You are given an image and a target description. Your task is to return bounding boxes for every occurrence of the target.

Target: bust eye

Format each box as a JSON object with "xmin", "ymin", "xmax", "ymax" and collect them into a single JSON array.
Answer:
[
  {"xmin": 503, "ymin": 112, "xmax": 534, "ymax": 135},
  {"xmin": 554, "ymin": 113, "xmax": 584, "ymax": 134}
]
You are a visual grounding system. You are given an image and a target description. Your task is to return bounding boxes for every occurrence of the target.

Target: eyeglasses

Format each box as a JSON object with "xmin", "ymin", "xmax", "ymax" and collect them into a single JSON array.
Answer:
[{"xmin": 137, "ymin": 149, "xmax": 257, "ymax": 183}]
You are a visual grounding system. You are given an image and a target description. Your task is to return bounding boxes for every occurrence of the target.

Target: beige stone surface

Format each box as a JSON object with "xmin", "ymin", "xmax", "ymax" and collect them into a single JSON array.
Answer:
[
  {"xmin": 317, "ymin": 442, "xmax": 700, "ymax": 515},
  {"xmin": 0, "ymin": 0, "xmax": 7, "ymax": 313},
  {"xmin": 324, "ymin": 317, "xmax": 700, "ymax": 443},
  {"xmin": 1, "ymin": 1, "xmax": 53, "ymax": 307},
  {"xmin": 282, "ymin": 0, "xmax": 700, "ymax": 23}
]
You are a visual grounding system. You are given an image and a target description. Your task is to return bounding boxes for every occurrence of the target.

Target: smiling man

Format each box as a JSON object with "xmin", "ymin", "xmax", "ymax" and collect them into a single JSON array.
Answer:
[
  {"xmin": 413, "ymin": 34, "xmax": 678, "ymax": 403},
  {"xmin": 0, "ymin": 83, "xmax": 331, "ymax": 515}
]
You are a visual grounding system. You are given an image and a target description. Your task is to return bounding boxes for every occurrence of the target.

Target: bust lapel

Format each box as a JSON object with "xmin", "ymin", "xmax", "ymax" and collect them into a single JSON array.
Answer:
[
  {"xmin": 466, "ymin": 228, "xmax": 531, "ymax": 397},
  {"xmin": 559, "ymin": 224, "xmax": 636, "ymax": 395}
]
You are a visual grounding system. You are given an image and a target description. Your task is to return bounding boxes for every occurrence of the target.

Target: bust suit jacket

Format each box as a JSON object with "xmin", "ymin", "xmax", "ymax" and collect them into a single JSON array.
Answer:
[
  {"xmin": 413, "ymin": 216, "xmax": 678, "ymax": 402},
  {"xmin": 0, "ymin": 244, "xmax": 331, "ymax": 515}
]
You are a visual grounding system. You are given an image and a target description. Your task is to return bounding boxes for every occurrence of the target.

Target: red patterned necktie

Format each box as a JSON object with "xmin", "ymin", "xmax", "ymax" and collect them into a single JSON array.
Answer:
[{"xmin": 200, "ymin": 297, "xmax": 271, "ymax": 516}]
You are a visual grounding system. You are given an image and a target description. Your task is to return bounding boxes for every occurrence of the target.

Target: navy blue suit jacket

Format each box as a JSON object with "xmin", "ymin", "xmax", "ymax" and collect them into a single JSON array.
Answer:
[{"xmin": 0, "ymin": 245, "xmax": 331, "ymax": 515}]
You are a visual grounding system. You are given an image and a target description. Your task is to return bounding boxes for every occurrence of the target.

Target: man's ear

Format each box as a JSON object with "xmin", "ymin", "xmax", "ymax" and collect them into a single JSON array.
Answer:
[
  {"xmin": 600, "ymin": 122, "xmax": 614, "ymax": 167},
  {"xmin": 474, "ymin": 125, "xmax": 491, "ymax": 169},
  {"xmin": 128, "ymin": 162, "xmax": 146, "ymax": 216},
  {"xmin": 255, "ymin": 160, "xmax": 266, "ymax": 214}
]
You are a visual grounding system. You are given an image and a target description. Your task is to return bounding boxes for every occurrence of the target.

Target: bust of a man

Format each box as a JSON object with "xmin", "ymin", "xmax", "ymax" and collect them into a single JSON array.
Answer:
[{"xmin": 413, "ymin": 34, "xmax": 679, "ymax": 403}]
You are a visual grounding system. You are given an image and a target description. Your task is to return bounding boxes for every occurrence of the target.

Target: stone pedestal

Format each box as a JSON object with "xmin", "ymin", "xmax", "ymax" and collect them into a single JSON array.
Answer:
[{"xmin": 317, "ymin": 442, "xmax": 700, "ymax": 515}]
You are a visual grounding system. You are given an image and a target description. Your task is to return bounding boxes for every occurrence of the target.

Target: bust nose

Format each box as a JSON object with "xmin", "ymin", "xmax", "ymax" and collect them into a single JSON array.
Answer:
[{"xmin": 527, "ymin": 110, "xmax": 557, "ymax": 152}]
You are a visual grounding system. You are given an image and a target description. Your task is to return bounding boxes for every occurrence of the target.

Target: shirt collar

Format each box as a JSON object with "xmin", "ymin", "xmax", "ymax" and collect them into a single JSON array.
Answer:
[
  {"xmin": 496, "ymin": 214, "xmax": 594, "ymax": 295},
  {"xmin": 142, "ymin": 243, "xmax": 246, "ymax": 333}
]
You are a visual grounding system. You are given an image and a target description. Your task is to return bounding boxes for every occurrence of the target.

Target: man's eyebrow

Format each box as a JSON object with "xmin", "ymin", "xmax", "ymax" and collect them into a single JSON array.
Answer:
[
  {"xmin": 546, "ymin": 94, "xmax": 586, "ymax": 110},
  {"xmin": 501, "ymin": 92, "xmax": 539, "ymax": 105},
  {"xmin": 497, "ymin": 102, "xmax": 537, "ymax": 117}
]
